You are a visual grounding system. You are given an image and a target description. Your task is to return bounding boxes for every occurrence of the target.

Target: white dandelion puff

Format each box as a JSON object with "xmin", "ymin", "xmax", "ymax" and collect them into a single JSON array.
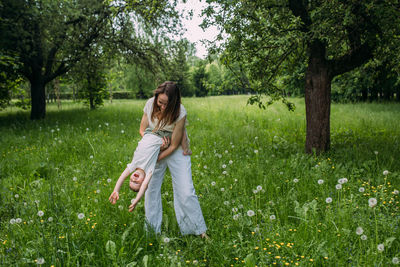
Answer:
[
  {"xmin": 359, "ymin": 187, "xmax": 365, "ymax": 193},
  {"xmin": 163, "ymin": 237, "xmax": 170, "ymax": 243},
  {"xmin": 293, "ymin": 178, "xmax": 299, "ymax": 183},
  {"xmin": 36, "ymin": 257, "xmax": 45, "ymax": 265},
  {"xmin": 392, "ymin": 257, "xmax": 399, "ymax": 265},
  {"xmin": 9, "ymin": 218, "xmax": 16, "ymax": 224},
  {"xmin": 361, "ymin": 235, "xmax": 367, "ymax": 240},
  {"xmin": 247, "ymin": 210, "xmax": 255, "ymax": 217},
  {"xmin": 253, "ymin": 189, "xmax": 258, "ymax": 194},
  {"xmin": 318, "ymin": 179, "xmax": 324, "ymax": 184},
  {"xmin": 107, "ymin": 178, "xmax": 112, "ymax": 183},
  {"xmin": 256, "ymin": 185, "xmax": 262, "ymax": 191},
  {"xmin": 48, "ymin": 217, "xmax": 53, "ymax": 222},
  {"xmin": 220, "ymin": 188, "xmax": 225, "ymax": 192},
  {"xmin": 121, "ymin": 130, "xmax": 125, "ymax": 134},
  {"xmin": 356, "ymin": 227, "xmax": 364, "ymax": 235},
  {"xmin": 15, "ymin": 218, "xmax": 22, "ymax": 223},
  {"xmin": 222, "ymin": 171, "xmax": 227, "ymax": 175},
  {"xmin": 374, "ymin": 151, "xmax": 378, "ymax": 155},
  {"xmin": 37, "ymin": 210, "xmax": 44, "ymax": 217},
  {"xmin": 368, "ymin": 198, "xmax": 377, "ymax": 208},
  {"xmin": 383, "ymin": 170, "xmax": 389, "ymax": 176},
  {"xmin": 118, "ymin": 205, "xmax": 123, "ymax": 210},
  {"xmin": 229, "ymin": 160, "xmax": 233, "ymax": 164},
  {"xmin": 336, "ymin": 184, "xmax": 342, "ymax": 190},
  {"xmin": 73, "ymin": 177, "xmax": 77, "ymax": 182},
  {"xmin": 377, "ymin": 243, "xmax": 384, "ymax": 252},
  {"xmin": 77, "ymin": 213, "xmax": 85, "ymax": 219},
  {"xmin": 338, "ymin": 178, "xmax": 348, "ymax": 184},
  {"xmin": 222, "ymin": 164, "xmax": 226, "ymax": 169},
  {"xmin": 233, "ymin": 214, "xmax": 239, "ymax": 220},
  {"xmin": 211, "ymin": 181, "xmax": 216, "ymax": 186},
  {"xmin": 96, "ymin": 189, "xmax": 100, "ymax": 194},
  {"xmin": 90, "ymin": 155, "xmax": 93, "ymax": 159},
  {"xmin": 254, "ymin": 149, "xmax": 258, "ymax": 154},
  {"xmin": 325, "ymin": 197, "xmax": 333, "ymax": 204},
  {"xmin": 269, "ymin": 215, "xmax": 276, "ymax": 220},
  {"xmin": 204, "ymin": 165, "xmax": 208, "ymax": 169},
  {"xmin": 393, "ymin": 190, "xmax": 399, "ymax": 195},
  {"xmin": 14, "ymin": 194, "xmax": 19, "ymax": 199},
  {"xmin": 224, "ymin": 201, "xmax": 229, "ymax": 206},
  {"xmin": 232, "ymin": 208, "xmax": 238, "ymax": 212}
]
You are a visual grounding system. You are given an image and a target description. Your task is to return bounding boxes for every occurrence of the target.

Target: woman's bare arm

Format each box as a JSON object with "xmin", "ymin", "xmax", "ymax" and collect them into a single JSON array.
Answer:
[
  {"xmin": 157, "ymin": 116, "xmax": 186, "ymax": 161},
  {"xmin": 139, "ymin": 113, "xmax": 149, "ymax": 137}
]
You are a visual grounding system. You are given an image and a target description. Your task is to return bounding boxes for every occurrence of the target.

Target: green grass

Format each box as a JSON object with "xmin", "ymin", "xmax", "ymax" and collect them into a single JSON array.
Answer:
[{"xmin": 1, "ymin": 96, "xmax": 400, "ymax": 266}]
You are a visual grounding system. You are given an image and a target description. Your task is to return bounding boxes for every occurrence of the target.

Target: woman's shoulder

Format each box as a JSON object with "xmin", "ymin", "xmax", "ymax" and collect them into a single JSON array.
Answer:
[{"xmin": 144, "ymin": 97, "xmax": 155, "ymax": 113}]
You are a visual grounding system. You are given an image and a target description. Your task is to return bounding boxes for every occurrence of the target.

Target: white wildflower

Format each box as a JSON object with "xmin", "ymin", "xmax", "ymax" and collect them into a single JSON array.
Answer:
[
  {"xmin": 48, "ymin": 217, "xmax": 53, "ymax": 222},
  {"xmin": 96, "ymin": 189, "xmax": 100, "ymax": 194},
  {"xmin": 253, "ymin": 189, "xmax": 258, "ymax": 194},
  {"xmin": 270, "ymin": 215, "xmax": 276, "ymax": 220},
  {"xmin": 220, "ymin": 188, "xmax": 225, "ymax": 192},
  {"xmin": 394, "ymin": 190, "xmax": 399, "ymax": 195},
  {"xmin": 392, "ymin": 257, "xmax": 399, "ymax": 265},
  {"xmin": 361, "ymin": 235, "xmax": 367, "ymax": 241},
  {"xmin": 229, "ymin": 160, "xmax": 233, "ymax": 164},
  {"xmin": 383, "ymin": 170, "xmax": 389, "ymax": 176},
  {"xmin": 325, "ymin": 197, "xmax": 333, "ymax": 204},
  {"xmin": 254, "ymin": 149, "xmax": 258, "ymax": 154},
  {"xmin": 359, "ymin": 187, "xmax": 365, "ymax": 193},
  {"xmin": 233, "ymin": 214, "xmax": 239, "ymax": 220},
  {"xmin": 318, "ymin": 179, "xmax": 324, "ymax": 184},
  {"xmin": 37, "ymin": 210, "xmax": 44, "ymax": 217},
  {"xmin": 222, "ymin": 164, "xmax": 226, "ymax": 169},
  {"xmin": 256, "ymin": 185, "xmax": 262, "ymax": 191},
  {"xmin": 10, "ymin": 218, "xmax": 16, "ymax": 224},
  {"xmin": 293, "ymin": 178, "xmax": 299, "ymax": 183},
  {"xmin": 224, "ymin": 201, "xmax": 229, "ymax": 206},
  {"xmin": 77, "ymin": 213, "xmax": 85, "ymax": 219},
  {"xmin": 211, "ymin": 181, "xmax": 216, "ymax": 186},
  {"xmin": 204, "ymin": 165, "xmax": 208, "ymax": 169},
  {"xmin": 222, "ymin": 171, "xmax": 227, "ymax": 175},
  {"xmin": 73, "ymin": 177, "xmax": 77, "ymax": 182},
  {"xmin": 336, "ymin": 184, "xmax": 342, "ymax": 190},
  {"xmin": 377, "ymin": 243, "xmax": 384, "ymax": 252},
  {"xmin": 15, "ymin": 218, "xmax": 22, "ymax": 224},
  {"xmin": 14, "ymin": 194, "xmax": 19, "ymax": 199},
  {"xmin": 121, "ymin": 130, "xmax": 125, "ymax": 134},
  {"xmin": 163, "ymin": 237, "xmax": 170, "ymax": 243},
  {"xmin": 374, "ymin": 151, "xmax": 378, "ymax": 155},
  {"xmin": 232, "ymin": 208, "xmax": 238, "ymax": 212},
  {"xmin": 107, "ymin": 178, "xmax": 112, "ymax": 183}
]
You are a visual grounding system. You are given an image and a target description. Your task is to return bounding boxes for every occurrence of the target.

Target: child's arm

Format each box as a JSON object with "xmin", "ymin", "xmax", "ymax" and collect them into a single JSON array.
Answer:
[
  {"xmin": 180, "ymin": 128, "xmax": 192, "ymax": 156},
  {"xmin": 128, "ymin": 171, "xmax": 152, "ymax": 212},
  {"xmin": 109, "ymin": 167, "xmax": 131, "ymax": 204}
]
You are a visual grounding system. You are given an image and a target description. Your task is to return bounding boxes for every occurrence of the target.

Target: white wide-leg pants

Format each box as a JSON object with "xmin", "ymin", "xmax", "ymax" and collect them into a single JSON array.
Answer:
[{"xmin": 144, "ymin": 147, "xmax": 207, "ymax": 235}]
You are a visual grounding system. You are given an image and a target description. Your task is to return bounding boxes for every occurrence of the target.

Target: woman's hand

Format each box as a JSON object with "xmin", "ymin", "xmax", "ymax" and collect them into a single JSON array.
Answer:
[
  {"xmin": 160, "ymin": 136, "xmax": 170, "ymax": 151},
  {"xmin": 109, "ymin": 191, "xmax": 119, "ymax": 204}
]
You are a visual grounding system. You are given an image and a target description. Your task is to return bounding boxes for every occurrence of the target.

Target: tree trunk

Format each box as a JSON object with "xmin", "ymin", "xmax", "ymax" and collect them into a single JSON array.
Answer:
[
  {"xmin": 30, "ymin": 78, "xmax": 46, "ymax": 120},
  {"xmin": 305, "ymin": 45, "xmax": 331, "ymax": 154}
]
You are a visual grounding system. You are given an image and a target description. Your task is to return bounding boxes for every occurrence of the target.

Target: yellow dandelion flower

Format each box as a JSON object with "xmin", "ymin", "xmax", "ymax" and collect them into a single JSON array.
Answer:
[
  {"xmin": 263, "ymin": 248, "xmax": 267, "ymax": 251},
  {"xmin": 301, "ymin": 256, "xmax": 305, "ymax": 259},
  {"xmin": 295, "ymin": 263, "xmax": 299, "ymax": 266},
  {"xmin": 235, "ymin": 258, "xmax": 238, "ymax": 261},
  {"xmin": 149, "ymin": 243, "xmax": 152, "ymax": 246},
  {"xmin": 233, "ymin": 245, "xmax": 236, "ymax": 248},
  {"xmin": 285, "ymin": 263, "xmax": 290, "ymax": 266},
  {"xmin": 255, "ymin": 246, "xmax": 259, "ymax": 250},
  {"xmin": 324, "ymin": 257, "xmax": 328, "ymax": 259},
  {"xmin": 2, "ymin": 240, "xmax": 6, "ymax": 245},
  {"xmin": 310, "ymin": 259, "xmax": 314, "ymax": 262},
  {"xmin": 275, "ymin": 256, "xmax": 281, "ymax": 259}
]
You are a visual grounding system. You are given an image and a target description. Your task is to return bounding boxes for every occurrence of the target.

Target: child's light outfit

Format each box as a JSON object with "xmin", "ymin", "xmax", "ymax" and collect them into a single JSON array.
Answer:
[
  {"xmin": 142, "ymin": 97, "xmax": 207, "ymax": 235},
  {"xmin": 127, "ymin": 128, "xmax": 171, "ymax": 176}
]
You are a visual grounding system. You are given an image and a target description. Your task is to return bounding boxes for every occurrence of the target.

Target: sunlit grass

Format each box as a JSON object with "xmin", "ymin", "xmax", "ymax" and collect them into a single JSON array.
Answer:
[{"xmin": 1, "ymin": 96, "xmax": 399, "ymax": 266}]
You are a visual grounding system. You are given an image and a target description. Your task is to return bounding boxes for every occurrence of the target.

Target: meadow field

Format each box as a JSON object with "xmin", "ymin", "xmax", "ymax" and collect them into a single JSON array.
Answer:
[{"xmin": 1, "ymin": 96, "xmax": 399, "ymax": 266}]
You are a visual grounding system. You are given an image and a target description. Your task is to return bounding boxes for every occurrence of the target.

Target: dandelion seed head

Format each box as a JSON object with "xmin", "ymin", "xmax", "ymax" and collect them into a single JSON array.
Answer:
[
  {"xmin": 204, "ymin": 165, "xmax": 208, "ymax": 169},
  {"xmin": 222, "ymin": 171, "xmax": 227, "ymax": 175},
  {"xmin": 73, "ymin": 177, "xmax": 77, "ymax": 182},
  {"xmin": 48, "ymin": 217, "xmax": 53, "ymax": 222},
  {"xmin": 233, "ymin": 214, "xmax": 239, "ymax": 220},
  {"xmin": 121, "ymin": 130, "xmax": 125, "ymax": 134},
  {"xmin": 15, "ymin": 218, "xmax": 22, "ymax": 223},
  {"xmin": 254, "ymin": 149, "xmax": 258, "ymax": 154},
  {"xmin": 359, "ymin": 187, "xmax": 365, "ymax": 193},
  {"xmin": 383, "ymin": 170, "xmax": 389, "ymax": 176},
  {"xmin": 318, "ymin": 179, "xmax": 324, "ymax": 184},
  {"xmin": 232, "ymin": 207, "xmax": 238, "ymax": 212},
  {"xmin": 107, "ymin": 178, "xmax": 112, "ymax": 183},
  {"xmin": 14, "ymin": 194, "xmax": 19, "ymax": 199},
  {"xmin": 36, "ymin": 257, "xmax": 45, "ymax": 265},
  {"xmin": 374, "ymin": 151, "xmax": 378, "ymax": 155},
  {"xmin": 163, "ymin": 237, "xmax": 170, "ymax": 243},
  {"xmin": 9, "ymin": 218, "xmax": 16, "ymax": 224},
  {"xmin": 211, "ymin": 181, "xmax": 216, "ymax": 186},
  {"xmin": 394, "ymin": 190, "xmax": 399, "ymax": 195},
  {"xmin": 247, "ymin": 210, "xmax": 255, "ymax": 217},
  {"xmin": 220, "ymin": 188, "xmax": 225, "ymax": 192},
  {"xmin": 270, "ymin": 215, "xmax": 276, "ymax": 220},
  {"xmin": 377, "ymin": 243, "xmax": 384, "ymax": 252},
  {"xmin": 96, "ymin": 189, "xmax": 100, "ymax": 194},
  {"xmin": 224, "ymin": 201, "xmax": 229, "ymax": 206},
  {"xmin": 222, "ymin": 164, "xmax": 226, "ymax": 169},
  {"xmin": 229, "ymin": 160, "xmax": 233, "ymax": 164},
  {"xmin": 368, "ymin": 198, "xmax": 377, "ymax": 207},
  {"xmin": 293, "ymin": 178, "xmax": 299, "ymax": 183},
  {"xmin": 336, "ymin": 184, "xmax": 342, "ymax": 190},
  {"xmin": 37, "ymin": 210, "xmax": 44, "ymax": 217},
  {"xmin": 118, "ymin": 205, "xmax": 123, "ymax": 210},
  {"xmin": 256, "ymin": 185, "xmax": 262, "ymax": 191},
  {"xmin": 325, "ymin": 197, "xmax": 332, "ymax": 203},
  {"xmin": 361, "ymin": 234, "xmax": 367, "ymax": 240},
  {"xmin": 77, "ymin": 213, "xmax": 85, "ymax": 219},
  {"xmin": 356, "ymin": 227, "xmax": 363, "ymax": 235},
  {"xmin": 253, "ymin": 189, "xmax": 258, "ymax": 194},
  {"xmin": 392, "ymin": 257, "xmax": 399, "ymax": 265}
]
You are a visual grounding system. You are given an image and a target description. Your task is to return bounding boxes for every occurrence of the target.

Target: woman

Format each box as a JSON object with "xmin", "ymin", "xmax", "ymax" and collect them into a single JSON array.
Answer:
[{"xmin": 135, "ymin": 81, "xmax": 207, "ymax": 237}]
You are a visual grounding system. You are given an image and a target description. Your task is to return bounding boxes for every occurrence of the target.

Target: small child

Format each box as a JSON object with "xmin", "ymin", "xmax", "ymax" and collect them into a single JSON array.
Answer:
[{"xmin": 109, "ymin": 128, "xmax": 191, "ymax": 212}]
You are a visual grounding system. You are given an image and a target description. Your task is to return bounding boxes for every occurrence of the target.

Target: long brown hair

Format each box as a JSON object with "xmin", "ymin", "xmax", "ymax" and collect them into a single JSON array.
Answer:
[{"xmin": 151, "ymin": 81, "xmax": 181, "ymax": 130}]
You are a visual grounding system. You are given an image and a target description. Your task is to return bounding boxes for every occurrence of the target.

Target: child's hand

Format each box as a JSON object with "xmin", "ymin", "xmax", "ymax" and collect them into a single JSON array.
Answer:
[
  {"xmin": 128, "ymin": 201, "xmax": 137, "ymax": 212},
  {"xmin": 109, "ymin": 191, "xmax": 119, "ymax": 204}
]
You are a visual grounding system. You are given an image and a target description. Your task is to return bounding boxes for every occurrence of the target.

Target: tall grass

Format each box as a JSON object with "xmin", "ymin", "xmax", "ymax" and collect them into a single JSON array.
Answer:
[{"xmin": 1, "ymin": 96, "xmax": 399, "ymax": 266}]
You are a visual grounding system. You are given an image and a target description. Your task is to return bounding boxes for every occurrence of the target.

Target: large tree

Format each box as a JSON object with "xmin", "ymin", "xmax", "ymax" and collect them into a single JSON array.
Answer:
[
  {"xmin": 203, "ymin": 0, "xmax": 400, "ymax": 153},
  {"xmin": 0, "ymin": 0, "xmax": 180, "ymax": 119}
]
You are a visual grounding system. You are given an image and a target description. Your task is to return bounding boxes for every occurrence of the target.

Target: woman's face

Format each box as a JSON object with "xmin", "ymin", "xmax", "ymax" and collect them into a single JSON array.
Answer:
[{"xmin": 157, "ymin": 93, "xmax": 168, "ymax": 112}]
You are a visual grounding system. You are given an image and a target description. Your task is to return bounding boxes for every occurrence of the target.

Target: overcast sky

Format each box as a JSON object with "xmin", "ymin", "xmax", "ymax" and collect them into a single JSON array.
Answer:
[{"xmin": 176, "ymin": 0, "xmax": 219, "ymax": 58}]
